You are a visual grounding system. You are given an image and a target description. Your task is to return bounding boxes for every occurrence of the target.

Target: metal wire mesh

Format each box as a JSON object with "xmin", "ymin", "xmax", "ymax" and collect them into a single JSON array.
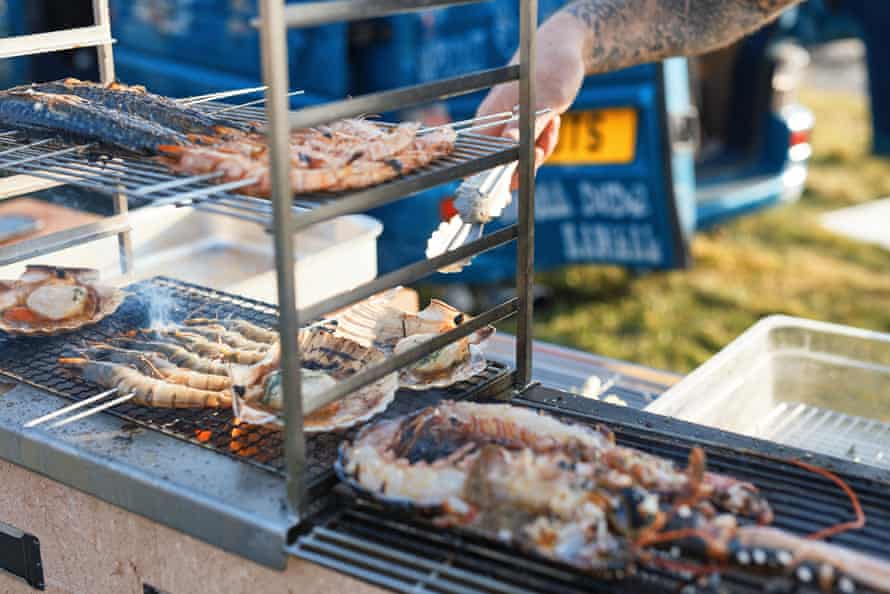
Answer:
[
  {"xmin": 0, "ymin": 97, "xmax": 516, "ymax": 226},
  {"xmin": 296, "ymin": 403, "xmax": 890, "ymax": 594},
  {"xmin": 0, "ymin": 277, "xmax": 509, "ymax": 485}
]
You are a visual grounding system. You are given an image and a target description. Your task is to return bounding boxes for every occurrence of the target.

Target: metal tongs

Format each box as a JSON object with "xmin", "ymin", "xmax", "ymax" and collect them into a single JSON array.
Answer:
[
  {"xmin": 425, "ymin": 107, "xmax": 550, "ymax": 273},
  {"xmin": 425, "ymin": 162, "xmax": 517, "ymax": 273}
]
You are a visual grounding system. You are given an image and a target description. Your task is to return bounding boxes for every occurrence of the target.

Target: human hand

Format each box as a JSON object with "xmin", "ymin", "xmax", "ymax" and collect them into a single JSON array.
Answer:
[{"xmin": 475, "ymin": 13, "xmax": 587, "ymax": 189}]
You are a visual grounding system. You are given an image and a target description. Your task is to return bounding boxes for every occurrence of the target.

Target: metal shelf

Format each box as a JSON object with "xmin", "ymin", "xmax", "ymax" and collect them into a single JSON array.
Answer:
[
  {"xmin": 0, "ymin": 0, "xmax": 538, "ymax": 566},
  {"xmin": 256, "ymin": 0, "xmax": 538, "ymax": 523},
  {"xmin": 286, "ymin": 67, "xmax": 519, "ymax": 129},
  {"xmin": 0, "ymin": 214, "xmax": 130, "ymax": 267},
  {"xmin": 279, "ymin": 0, "xmax": 490, "ymax": 28}
]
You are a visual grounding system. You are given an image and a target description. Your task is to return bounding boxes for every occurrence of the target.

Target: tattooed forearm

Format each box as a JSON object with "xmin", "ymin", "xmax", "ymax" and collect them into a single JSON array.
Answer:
[{"xmin": 562, "ymin": 0, "xmax": 803, "ymax": 74}]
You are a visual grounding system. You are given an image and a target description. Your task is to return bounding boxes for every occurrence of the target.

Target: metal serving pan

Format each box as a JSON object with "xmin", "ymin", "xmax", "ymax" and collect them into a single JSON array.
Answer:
[
  {"xmin": 0, "ymin": 204, "xmax": 382, "ymax": 309},
  {"xmin": 646, "ymin": 315, "xmax": 890, "ymax": 469}
]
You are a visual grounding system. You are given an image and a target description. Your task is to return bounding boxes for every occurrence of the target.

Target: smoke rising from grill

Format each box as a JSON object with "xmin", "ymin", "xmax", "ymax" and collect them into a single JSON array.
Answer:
[{"xmin": 142, "ymin": 285, "xmax": 179, "ymax": 329}]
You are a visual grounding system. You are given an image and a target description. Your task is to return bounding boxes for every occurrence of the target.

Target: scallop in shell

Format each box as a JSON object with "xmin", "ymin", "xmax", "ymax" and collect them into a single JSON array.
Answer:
[
  {"xmin": 395, "ymin": 325, "xmax": 494, "ymax": 390},
  {"xmin": 0, "ymin": 265, "xmax": 126, "ymax": 336},
  {"xmin": 331, "ymin": 291, "xmax": 466, "ymax": 350},
  {"xmin": 229, "ymin": 327, "xmax": 398, "ymax": 432}
]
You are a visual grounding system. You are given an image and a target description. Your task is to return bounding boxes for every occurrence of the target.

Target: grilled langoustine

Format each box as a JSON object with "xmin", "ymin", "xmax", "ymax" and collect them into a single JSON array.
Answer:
[
  {"xmin": 338, "ymin": 402, "xmax": 890, "ymax": 593},
  {"xmin": 0, "ymin": 265, "xmax": 126, "ymax": 336}
]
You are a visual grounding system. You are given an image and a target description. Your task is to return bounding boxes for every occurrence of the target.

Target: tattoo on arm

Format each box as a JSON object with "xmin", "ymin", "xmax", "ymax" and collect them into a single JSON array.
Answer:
[{"xmin": 563, "ymin": 0, "xmax": 803, "ymax": 74}]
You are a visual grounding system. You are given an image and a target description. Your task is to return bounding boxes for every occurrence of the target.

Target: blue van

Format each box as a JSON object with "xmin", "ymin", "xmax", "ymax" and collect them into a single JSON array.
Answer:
[{"xmin": 355, "ymin": 3, "xmax": 814, "ymax": 281}]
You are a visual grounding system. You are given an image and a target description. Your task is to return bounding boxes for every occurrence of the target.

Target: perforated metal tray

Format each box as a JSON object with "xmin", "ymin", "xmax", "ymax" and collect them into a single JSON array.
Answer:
[{"xmin": 646, "ymin": 315, "xmax": 890, "ymax": 469}]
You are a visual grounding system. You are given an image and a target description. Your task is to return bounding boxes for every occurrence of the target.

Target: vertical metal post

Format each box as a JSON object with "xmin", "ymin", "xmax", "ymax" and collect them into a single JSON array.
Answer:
[
  {"xmin": 94, "ymin": 0, "xmax": 133, "ymax": 279},
  {"xmin": 258, "ymin": 0, "xmax": 306, "ymax": 518},
  {"xmin": 112, "ymin": 191, "xmax": 133, "ymax": 276},
  {"xmin": 92, "ymin": 0, "xmax": 115, "ymax": 84},
  {"xmin": 515, "ymin": 0, "xmax": 537, "ymax": 389}
]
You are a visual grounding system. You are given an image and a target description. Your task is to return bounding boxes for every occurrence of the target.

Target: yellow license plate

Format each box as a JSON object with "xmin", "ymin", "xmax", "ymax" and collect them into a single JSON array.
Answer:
[{"xmin": 547, "ymin": 107, "xmax": 637, "ymax": 165}]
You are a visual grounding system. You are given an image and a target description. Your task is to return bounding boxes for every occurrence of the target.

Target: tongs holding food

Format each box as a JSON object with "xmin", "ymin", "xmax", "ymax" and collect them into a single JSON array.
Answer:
[{"xmin": 425, "ymin": 161, "xmax": 517, "ymax": 273}]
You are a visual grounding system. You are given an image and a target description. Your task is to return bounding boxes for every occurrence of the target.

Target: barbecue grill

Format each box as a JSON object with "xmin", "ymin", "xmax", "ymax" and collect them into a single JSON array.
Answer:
[{"xmin": 1, "ymin": 2, "xmax": 888, "ymax": 594}]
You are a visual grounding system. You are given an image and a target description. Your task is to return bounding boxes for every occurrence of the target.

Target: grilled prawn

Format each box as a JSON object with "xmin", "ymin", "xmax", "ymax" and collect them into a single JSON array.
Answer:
[
  {"xmin": 109, "ymin": 337, "xmax": 231, "ymax": 376},
  {"xmin": 145, "ymin": 328, "xmax": 267, "ymax": 364},
  {"xmin": 82, "ymin": 345, "xmax": 232, "ymax": 392},
  {"xmin": 184, "ymin": 318, "xmax": 278, "ymax": 345},
  {"xmin": 59, "ymin": 357, "xmax": 230, "ymax": 408}
]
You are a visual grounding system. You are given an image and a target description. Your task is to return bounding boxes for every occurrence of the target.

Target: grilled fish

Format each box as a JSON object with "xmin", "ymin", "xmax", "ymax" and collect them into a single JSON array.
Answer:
[
  {"xmin": 28, "ymin": 78, "xmax": 248, "ymax": 136},
  {"xmin": 0, "ymin": 89, "xmax": 189, "ymax": 153}
]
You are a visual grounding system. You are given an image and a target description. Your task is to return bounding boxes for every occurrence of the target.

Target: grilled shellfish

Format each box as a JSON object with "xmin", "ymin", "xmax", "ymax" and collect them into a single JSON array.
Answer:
[
  {"xmin": 0, "ymin": 265, "xmax": 126, "ymax": 336},
  {"xmin": 331, "ymin": 292, "xmax": 492, "ymax": 389},
  {"xmin": 228, "ymin": 327, "xmax": 398, "ymax": 432},
  {"xmin": 337, "ymin": 402, "xmax": 890, "ymax": 593}
]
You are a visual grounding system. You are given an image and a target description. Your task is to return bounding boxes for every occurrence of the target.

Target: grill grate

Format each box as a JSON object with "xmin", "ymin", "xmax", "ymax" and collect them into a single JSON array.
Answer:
[
  {"xmin": 0, "ymin": 98, "xmax": 516, "ymax": 226},
  {"xmin": 0, "ymin": 277, "xmax": 509, "ymax": 487},
  {"xmin": 292, "ymin": 395, "xmax": 890, "ymax": 594}
]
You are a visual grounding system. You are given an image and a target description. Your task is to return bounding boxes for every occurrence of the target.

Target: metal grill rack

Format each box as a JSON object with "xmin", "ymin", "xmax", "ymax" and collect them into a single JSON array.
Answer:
[
  {"xmin": 255, "ymin": 0, "xmax": 539, "ymax": 524},
  {"xmin": 0, "ymin": 277, "xmax": 510, "ymax": 487},
  {"xmin": 293, "ymin": 393, "xmax": 890, "ymax": 594},
  {"xmin": 0, "ymin": 0, "xmax": 538, "ymax": 570},
  {"xmin": 0, "ymin": 125, "xmax": 516, "ymax": 230}
]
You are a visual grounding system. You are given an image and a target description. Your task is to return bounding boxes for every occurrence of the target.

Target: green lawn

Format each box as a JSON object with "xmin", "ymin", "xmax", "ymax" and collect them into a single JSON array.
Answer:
[{"xmin": 527, "ymin": 89, "xmax": 890, "ymax": 374}]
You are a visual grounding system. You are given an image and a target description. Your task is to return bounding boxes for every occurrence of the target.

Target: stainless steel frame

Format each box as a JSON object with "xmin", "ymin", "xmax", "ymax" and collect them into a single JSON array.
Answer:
[
  {"xmin": 0, "ymin": 0, "xmax": 133, "ymax": 276},
  {"xmin": 257, "ymin": 0, "xmax": 538, "ymax": 519},
  {"xmin": 0, "ymin": 0, "xmax": 538, "ymax": 567}
]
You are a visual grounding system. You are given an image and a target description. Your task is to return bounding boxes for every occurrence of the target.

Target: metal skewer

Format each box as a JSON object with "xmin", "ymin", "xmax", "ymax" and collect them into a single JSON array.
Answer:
[
  {"xmin": 210, "ymin": 90, "xmax": 305, "ymax": 115},
  {"xmin": 419, "ymin": 110, "xmax": 512, "ymax": 134},
  {"xmin": 420, "ymin": 108, "xmax": 551, "ymax": 135},
  {"xmin": 178, "ymin": 85, "xmax": 268, "ymax": 105},
  {"xmin": 48, "ymin": 393, "xmax": 136, "ymax": 429},
  {"xmin": 25, "ymin": 387, "xmax": 120, "ymax": 428}
]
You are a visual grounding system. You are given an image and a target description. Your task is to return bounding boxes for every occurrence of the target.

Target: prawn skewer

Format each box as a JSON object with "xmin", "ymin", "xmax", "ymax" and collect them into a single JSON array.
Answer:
[
  {"xmin": 166, "ymin": 323, "xmax": 271, "ymax": 352},
  {"xmin": 184, "ymin": 317, "xmax": 278, "ymax": 345},
  {"xmin": 146, "ymin": 329, "xmax": 266, "ymax": 364},
  {"xmin": 59, "ymin": 358, "xmax": 230, "ymax": 408},
  {"xmin": 109, "ymin": 337, "xmax": 230, "ymax": 376},
  {"xmin": 83, "ymin": 345, "xmax": 232, "ymax": 392}
]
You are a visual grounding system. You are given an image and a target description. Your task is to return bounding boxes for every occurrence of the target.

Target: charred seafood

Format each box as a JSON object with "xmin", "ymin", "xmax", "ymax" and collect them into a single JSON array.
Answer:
[
  {"xmin": 0, "ymin": 89, "xmax": 191, "ymax": 153},
  {"xmin": 0, "ymin": 265, "xmax": 126, "ymax": 336},
  {"xmin": 338, "ymin": 402, "xmax": 890, "ymax": 593},
  {"xmin": 158, "ymin": 125, "xmax": 457, "ymax": 196},
  {"xmin": 25, "ymin": 78, "xmax": 248, "ymax": 135},
  {"xmin": 228, "ymin": 327, "xmax": 398, "ymax": 432}
]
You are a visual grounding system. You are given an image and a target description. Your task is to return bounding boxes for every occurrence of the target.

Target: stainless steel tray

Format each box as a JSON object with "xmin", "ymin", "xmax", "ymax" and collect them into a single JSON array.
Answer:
[{"xmin": 646, "ymin": 315, "xmax": 890, "ymax": 468}]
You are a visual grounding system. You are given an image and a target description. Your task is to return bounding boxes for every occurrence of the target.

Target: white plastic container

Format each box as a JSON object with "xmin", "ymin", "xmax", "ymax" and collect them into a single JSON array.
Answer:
[
  {"xmin": 0, "ymin": 206, "xmax": 383, "ymax": 310},
  {"xmin": 646, "ymin": 315, "xmax": 890, "ymax": 468}
]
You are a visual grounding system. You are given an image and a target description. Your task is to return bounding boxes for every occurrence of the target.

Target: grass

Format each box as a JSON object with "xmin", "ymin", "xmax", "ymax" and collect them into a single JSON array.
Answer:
[{"xmin": 520, "ymin": 88, "xmax": 890, "ymax": 374}]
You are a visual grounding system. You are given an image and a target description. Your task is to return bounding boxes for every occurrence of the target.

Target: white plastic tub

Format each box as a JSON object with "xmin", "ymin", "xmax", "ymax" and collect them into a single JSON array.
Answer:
[
  {"xmin": 0, "ymin": 206, "xmax": 382, "ymax": 310},
  {"xmin": 646, "ymin": 315, "xmax": 890, "ymax": 468}
]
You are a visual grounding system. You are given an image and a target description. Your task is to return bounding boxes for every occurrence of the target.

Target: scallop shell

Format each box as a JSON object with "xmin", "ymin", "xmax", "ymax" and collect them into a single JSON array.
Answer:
[
  {"xmin": 330, "ymin": 293, "xmax": 491, "ymax": 390},
  {"xmin": 397, "ymin": 327, "xmax": 494, "ymax": 391},
  {"xmin": 0, "ymin": 265, "xmax": 127, "ymax": 336},
  {"xmin": 229, "ymin": 326, "xmax": 398, "ymax": 433},
  {"xmin": 332, "ymin": 292, "xmax": 465, "ymax": 350}
]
